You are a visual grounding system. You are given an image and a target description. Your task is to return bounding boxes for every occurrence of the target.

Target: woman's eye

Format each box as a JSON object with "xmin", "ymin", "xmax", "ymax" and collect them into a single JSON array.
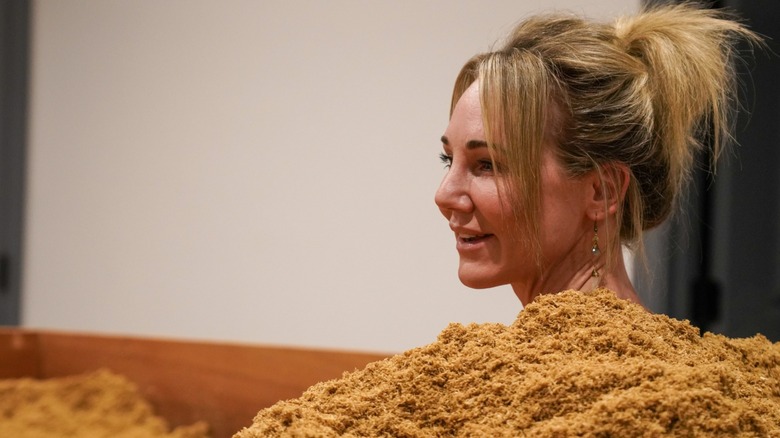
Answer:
[
  {"xmin": 439, "ymin": 152, "xmax": 452, "ymax": 168},
  {"xmin": 478, "ymin": 159, "xmax": 494, "ymax": 172}
]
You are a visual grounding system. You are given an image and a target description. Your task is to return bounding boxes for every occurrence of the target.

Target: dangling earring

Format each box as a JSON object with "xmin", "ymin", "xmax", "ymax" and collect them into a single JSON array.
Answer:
[{"xmin": 591, "ymin": 221, "xmax": 600, "ymax": 278}]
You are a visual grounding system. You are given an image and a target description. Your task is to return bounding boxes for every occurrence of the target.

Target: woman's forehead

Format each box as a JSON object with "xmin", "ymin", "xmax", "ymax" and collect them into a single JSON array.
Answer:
[{"xmin": 445, "ymin": 82, "xmax": 485, "ymax": 144}]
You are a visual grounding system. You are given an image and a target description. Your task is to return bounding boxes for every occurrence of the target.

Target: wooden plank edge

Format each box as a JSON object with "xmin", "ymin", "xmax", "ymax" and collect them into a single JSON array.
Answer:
[{"xmin": 2, "ymin": 328, "xmax": 390, "ymax": 438}]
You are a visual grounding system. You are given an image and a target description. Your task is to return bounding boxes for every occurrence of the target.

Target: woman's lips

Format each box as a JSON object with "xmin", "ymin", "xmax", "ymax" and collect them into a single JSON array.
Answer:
[{"xmin": 456, "ymin": 233, "xmax": 494, "ymax": 250}]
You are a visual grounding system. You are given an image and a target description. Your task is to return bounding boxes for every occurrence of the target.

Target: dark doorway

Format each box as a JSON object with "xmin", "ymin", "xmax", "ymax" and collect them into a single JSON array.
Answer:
[
  {"xmin": 637, "ymin": 0, "xmax": 780, "ymax": 341},
  {"xmin": 0, "ymin": 0, "xmax": 29, "ymax": 325}
]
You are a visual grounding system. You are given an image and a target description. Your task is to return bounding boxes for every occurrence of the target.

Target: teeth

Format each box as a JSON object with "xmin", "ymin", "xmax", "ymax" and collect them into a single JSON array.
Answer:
[{"xmin": 459, "ymin": 233, "xmax": 489, "ymax": 241}]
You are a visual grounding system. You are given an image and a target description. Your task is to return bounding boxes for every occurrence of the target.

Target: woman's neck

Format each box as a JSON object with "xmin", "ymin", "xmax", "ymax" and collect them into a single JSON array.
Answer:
[{"xmin": 511, "ymin": 249, "xmax": 641, "ymax": 307}]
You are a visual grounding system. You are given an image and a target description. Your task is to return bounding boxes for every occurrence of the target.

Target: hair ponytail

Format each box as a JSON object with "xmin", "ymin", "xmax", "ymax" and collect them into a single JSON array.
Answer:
[{"xmin": 613, "ymin": 3, "xmax": 761, "ymax": 231}]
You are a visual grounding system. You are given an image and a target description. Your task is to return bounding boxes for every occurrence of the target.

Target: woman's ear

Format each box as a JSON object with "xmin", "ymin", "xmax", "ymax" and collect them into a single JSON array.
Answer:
[{"xmin": 585, "ymin": 162, "xmax": 630, "ymax": 220}]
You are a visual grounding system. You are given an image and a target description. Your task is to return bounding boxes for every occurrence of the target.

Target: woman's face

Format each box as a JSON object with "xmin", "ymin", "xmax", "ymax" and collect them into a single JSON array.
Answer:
[{"xmin": 435, "ymin": 81, "xmax": 591, "ymax": 292}]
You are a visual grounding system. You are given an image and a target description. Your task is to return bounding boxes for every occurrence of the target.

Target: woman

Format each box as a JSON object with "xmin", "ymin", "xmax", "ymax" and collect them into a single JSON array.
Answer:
[{"xmin": 435, "ymin": 3, "xmax": 759, "ymax": 306}]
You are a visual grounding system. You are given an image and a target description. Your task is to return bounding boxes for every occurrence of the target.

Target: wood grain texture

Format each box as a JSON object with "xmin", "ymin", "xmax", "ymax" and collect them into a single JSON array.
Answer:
[{"xmin": 0, "ymin": 329, "xmax": 389, "ymax": 438}]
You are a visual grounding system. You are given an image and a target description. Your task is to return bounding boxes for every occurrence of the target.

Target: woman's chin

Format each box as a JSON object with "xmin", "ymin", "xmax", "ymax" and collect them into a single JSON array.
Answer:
[{"xmin": 457, "ymin": 268, "xmax": 505, "ymax": 290}]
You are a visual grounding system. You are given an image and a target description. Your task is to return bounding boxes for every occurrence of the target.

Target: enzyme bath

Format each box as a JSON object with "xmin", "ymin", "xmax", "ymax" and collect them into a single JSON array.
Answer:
[
  {"xmin": 0, "ymin": 369, "xmax": 210, "ymax": 438},
  {"xmin": 235, "ymin": 289, "xmax": 780, "ymax": 437}
]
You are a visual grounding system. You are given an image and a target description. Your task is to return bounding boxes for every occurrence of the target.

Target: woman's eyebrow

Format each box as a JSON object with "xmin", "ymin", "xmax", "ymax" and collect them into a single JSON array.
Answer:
[
  {"xmin": 466, "ymin": 140, "xmax": 488, "ymax": 150},
  {"xmin": 440, "ymin": 135, "xmax": 488, "ymax": 150}
]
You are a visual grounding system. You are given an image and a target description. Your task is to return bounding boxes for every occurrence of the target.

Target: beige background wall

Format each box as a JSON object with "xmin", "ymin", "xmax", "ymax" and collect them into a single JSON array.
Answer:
[{"xmin": 24, "ymin": 0, "xmax": 639, "ymax": 353}]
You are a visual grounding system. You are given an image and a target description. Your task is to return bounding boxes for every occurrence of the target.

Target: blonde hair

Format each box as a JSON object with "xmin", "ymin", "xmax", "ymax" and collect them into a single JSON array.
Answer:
[{"xmin": 450, "ymin": 3, "xmax": 761, "ymax": 265}]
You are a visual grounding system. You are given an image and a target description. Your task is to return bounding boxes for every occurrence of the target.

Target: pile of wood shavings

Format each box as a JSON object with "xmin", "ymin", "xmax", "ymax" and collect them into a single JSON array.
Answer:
[
  {"xmin": 234, "ymin": 288, "xmax": 780, "ymax": 437},
  {"xmin": 0, "ymin": 369, "xmax": 210, "ymax": 438}
]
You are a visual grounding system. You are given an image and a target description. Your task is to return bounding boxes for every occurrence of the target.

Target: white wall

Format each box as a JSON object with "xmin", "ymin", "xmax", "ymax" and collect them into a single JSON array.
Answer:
[{"xmin": 24, "ymin": 0, "xmax": 639, "ymax": 353}]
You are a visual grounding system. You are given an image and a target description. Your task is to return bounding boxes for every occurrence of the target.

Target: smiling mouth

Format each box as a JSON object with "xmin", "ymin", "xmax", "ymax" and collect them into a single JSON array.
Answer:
[{"xmin": 459, "ymin": 234, "xmax": 494, "ymax": 243}]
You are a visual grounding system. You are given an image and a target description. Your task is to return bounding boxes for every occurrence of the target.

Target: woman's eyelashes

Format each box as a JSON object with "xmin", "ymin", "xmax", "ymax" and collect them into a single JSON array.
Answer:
[
  {"xmin": 439, "ymin": 152, "xmax": 452, "ymax": 169},
  {"xmin": 439, "ymin": 152, "xmax": 497, "ymax": 174}
]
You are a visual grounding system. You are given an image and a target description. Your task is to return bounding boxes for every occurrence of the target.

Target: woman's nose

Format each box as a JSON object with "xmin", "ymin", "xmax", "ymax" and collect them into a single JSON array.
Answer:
[{"xmin": 435, "ymin": 168, "xmax": 473, "ymax": 214}]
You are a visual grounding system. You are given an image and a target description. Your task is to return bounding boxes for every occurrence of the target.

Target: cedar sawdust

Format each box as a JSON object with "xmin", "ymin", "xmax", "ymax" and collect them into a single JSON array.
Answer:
[
  {"xmin": 235, "ymin": 288, "xmax": 780, "ymax": 437},
  {"xmin": 0, "ymin": 369, "xmax": 210, "ymax": 438}
]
